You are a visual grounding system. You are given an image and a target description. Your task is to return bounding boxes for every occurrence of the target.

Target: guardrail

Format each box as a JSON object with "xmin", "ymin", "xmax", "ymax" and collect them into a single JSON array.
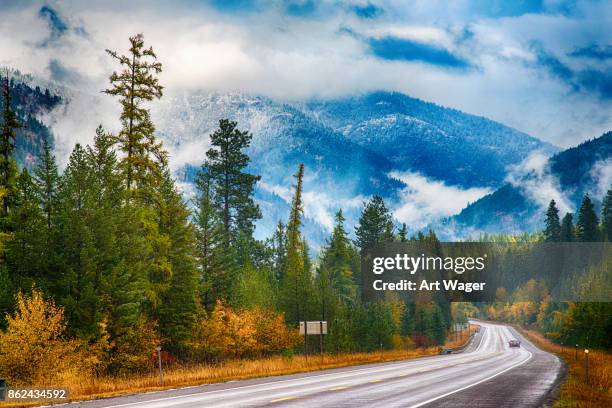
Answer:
[{"xmin": 451, "ymin": 326, "xmax": 480, "ymax": 353}]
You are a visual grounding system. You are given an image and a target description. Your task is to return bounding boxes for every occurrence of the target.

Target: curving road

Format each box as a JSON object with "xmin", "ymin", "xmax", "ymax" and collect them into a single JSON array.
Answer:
[{"xmin": 67, "ymin": 321, "xmax": 562, "ymax": 408}]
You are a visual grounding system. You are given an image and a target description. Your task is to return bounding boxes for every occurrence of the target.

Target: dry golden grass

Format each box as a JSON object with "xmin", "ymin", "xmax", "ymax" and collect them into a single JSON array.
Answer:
[
  {"xmin": 520, "ymin": 329, "xmax": 612, "ymax": 408},
  {"xmin": 0, "ymin": 326, "xmax": 478, "ymax": 407}
]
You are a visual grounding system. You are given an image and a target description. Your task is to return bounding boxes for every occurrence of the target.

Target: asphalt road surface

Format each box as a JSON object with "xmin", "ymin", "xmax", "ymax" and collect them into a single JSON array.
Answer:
[{"xmin": 64, "ymin": 321, "xmax": 562, "ymax": 408}]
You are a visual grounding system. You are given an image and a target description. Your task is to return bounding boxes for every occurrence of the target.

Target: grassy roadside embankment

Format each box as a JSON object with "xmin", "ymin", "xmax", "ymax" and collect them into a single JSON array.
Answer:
[
  {"xmin": 1, "ymin": 325, "xmax": 477, "ymax": 407},
  {"xmin": 520, "ymin": 329, "xmax": 612, "ymax": 407}
]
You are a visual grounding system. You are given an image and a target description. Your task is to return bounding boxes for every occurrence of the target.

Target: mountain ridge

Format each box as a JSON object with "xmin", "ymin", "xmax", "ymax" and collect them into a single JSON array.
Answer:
[{"xmin": 447, "ymin": 131, "xmax": 612, "ymax": 236}]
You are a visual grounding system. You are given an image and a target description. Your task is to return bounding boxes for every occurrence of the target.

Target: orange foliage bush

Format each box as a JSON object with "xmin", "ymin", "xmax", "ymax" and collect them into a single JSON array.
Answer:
[
  {"xmin": 190, "ymin": 301, "xmax": 300, "ymax": 360},
  {"xmin": 0, "ymin": 290, "xmax": 91, "ymax": 386}
]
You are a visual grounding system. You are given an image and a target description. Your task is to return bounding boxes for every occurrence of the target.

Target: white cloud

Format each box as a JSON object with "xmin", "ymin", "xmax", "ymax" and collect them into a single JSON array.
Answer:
[
  {"xmin": 506, "ymin": 151, "xmax": 574, "ymax": 214},
  {"xmin": 589, "ymin": 159, "xmax": 612, "ymax": 199},
  {"xmin": 1, "ymin": 0, "xmax": 610, "ymax": 167},
  {"xmin": 259, "ymin": 180, "xmax": 366, "ymax": 231},
  {"xmin": 389, "ymin": 171, "xmax": 491, "ymax": 229},
  {"xmin": 363, "ymin": 25, "xmax": 453, "ymax": 48}
]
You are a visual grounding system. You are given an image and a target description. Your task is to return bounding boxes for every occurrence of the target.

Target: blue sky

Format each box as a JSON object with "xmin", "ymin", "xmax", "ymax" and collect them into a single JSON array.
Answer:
[{"xmin": 0, "ymin": 0, "xmax": 610, "ymax": 149}]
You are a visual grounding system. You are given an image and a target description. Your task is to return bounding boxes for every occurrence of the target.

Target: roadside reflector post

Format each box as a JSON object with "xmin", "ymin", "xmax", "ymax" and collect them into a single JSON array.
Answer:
[
  {"xmin": 584, "ymin": 349, "xmax": 589, "ymax": 384},
  {"xmin": 575, "ymin": 344, "xmax": 578, "ymax": 360},
  {"xmin": 156, "ymin": 346, "xmax": 164, "ymax": 386}
]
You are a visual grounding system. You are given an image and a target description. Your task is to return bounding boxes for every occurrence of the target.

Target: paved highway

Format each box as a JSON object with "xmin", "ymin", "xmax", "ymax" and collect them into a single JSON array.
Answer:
[{"xmin": 66, "ymin": 321, "xmax": 562, "ymax": 408}]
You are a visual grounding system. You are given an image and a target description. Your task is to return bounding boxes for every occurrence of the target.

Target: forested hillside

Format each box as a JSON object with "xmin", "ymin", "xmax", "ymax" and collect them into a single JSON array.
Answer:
[
  {"xmin": 0, "ymin": 70, "xmax": 60, "ymax": 168},
  {"xmin": 449, "ymin": 132, "xmax": 612, "ymax": 235},
  {"xmin": 304, "ymin": 91, "xmax": 557, "ymax": 188}
]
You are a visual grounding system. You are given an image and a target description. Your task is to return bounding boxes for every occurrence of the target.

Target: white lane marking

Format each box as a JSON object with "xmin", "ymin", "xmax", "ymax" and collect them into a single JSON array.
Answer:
[
  {"xmin": 85, "ymin": 323, "xmax": 495, "ymax": 408},
  {"xmin": 94, "ymin": 336, "xmax": 495, "ymax": 408},
  {"xmin": 98, "ymin": 352, "xmax": 487, "ymax": 408},
  {"xmin": 410, "ymin": 348, "xmax": 533, "ymax": 407}
]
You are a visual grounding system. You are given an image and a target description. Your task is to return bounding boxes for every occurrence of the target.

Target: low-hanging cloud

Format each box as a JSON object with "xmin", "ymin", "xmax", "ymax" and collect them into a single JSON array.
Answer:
[
  {"xmin": 506, "ymin": 152, "xmax": 574, "ymax": 215},
  {"xmin": 389, "ymin": 171, "xmax": 491, "ymax": 229},
  {"xmin": 259, "ymin": 180, "xmax": 366, "ymax": 232},
  {"xmin": 588, "ymin": 158, "xmax": 612, "ymax": 199}
]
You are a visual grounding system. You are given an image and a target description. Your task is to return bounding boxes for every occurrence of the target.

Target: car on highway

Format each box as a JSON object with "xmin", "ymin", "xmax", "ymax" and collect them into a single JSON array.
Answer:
[
  {"xmin": 438, "ymin": 348, "xmax": 453, "ymax": 355},
  {"xmin": 508, "ymin": 339, "xmax": 521, "ymax": 348}
]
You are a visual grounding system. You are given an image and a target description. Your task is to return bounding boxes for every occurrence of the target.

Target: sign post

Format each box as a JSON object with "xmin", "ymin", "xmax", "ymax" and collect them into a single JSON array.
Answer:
[
  {"xmin": 156, "ymin": 346, "xmax": 164, "ymax": 386},
  {"xmin": 304, "ymin": 321, "xmax": 308, "ymax": 359},
  {"xmin": 300, "ymin": 321, "xmax": 328, "ymax": 360},
  {"xmin": 319, "ymin": 321, "xmax": 324, "ymax": 357}
]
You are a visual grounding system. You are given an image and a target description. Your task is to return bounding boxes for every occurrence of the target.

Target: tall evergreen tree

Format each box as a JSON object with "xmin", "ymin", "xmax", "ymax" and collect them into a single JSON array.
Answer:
[
  {"xmin": 31, "ymin": 138, "xmax": 60, "ymax": 285},
  {"xmin": 104, "ymin": 33, "xmax": 167, "ymax": 194},
  {"xmin": 195, "ymin": 165, "xmax": 229, "ymax": 310},
  {"xmin": 7, "ymin": 169, "xmax": 45, "ymax": 291},
  {"xmin": 103, "ymin": 35, "xmax": 174, "ymax": 348},
  {"xmin": 355, "ymin": 195, "xmax": 394, "ymax": 251},
  {"xmin": 55, "ymin": 144, "xmax": 100, "ymax": 338},
  {"xmin": 560, "ymin": 213, "xmax": 574, "ymax": 242},
  {"xmin": 157, "ymin": 169, "xmax": 199, "ymax": 353},
  {"xmin": 398, "ymin": 223, "xmax": 408, "ymax": 242},
  {"xmin": 602, "ymin": 187, "xmax": 612, "ymax": 241},
  {"xmin": 318, "ymin": 210, "xmax": 357, "ymax": 307},
  {"xmin": 317, "ymin": 210, "xmax": 358, "ymax": 350},
  {"xmin": 0, "ymin": 76, "xmax": 21, "ymax": 219},
  {"xmin": 34, "ymin": 139, "xmax": 59, "ymax": 231},
  {"xmin": 204, "ymin": 119, "xmax": 261, "ymax": 251},
  {"xmin": 544, "ymin": 200, "xmax": 561, "ymax": 242},
  {"xmin": 272, "ymin": 221, "xmax": 287, "ymax": 281},
  {"xmin": 84, "ymin": 128, "xmax": 124, "ymax": 338},
  {"xmin": 280, "ymin": 164, "xmax": 315, "ymax": 325},
  {"xmin": 576, "ymin": 194, "xmax": 599, "ymax": 242}
]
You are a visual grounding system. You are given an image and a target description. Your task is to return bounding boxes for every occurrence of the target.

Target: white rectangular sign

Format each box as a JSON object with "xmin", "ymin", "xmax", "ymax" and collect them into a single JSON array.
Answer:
[{"xmin": 299, "ymin": 321, "xmax": 327, "ymax": 335}]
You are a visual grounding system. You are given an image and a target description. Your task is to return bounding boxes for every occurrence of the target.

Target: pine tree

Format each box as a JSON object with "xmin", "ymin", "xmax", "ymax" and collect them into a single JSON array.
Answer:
[
  {"xmin": 544, "ymin": 200, "xmax": 561, "ymax": 242},
  {"xmin": 157, "ymin": 169, "xmax": 199, "ymax": 353},
  {"xmin": 602, "ymin": 187, "xmax": 612, "ymax": 241},
  {"xmin": 0, "ymin": 76, "xmax": 21, "ymax": 219},
  {"xmin": 204, "ymin": 119, "xmax": 261, "ymax": 251},
  {"xmin": 108, "ymin": 205, "xmax": 152, "ymax": 340},
  {"xmin": 55, "ymin": 144, "xmax": 100, "ymax": 338},
  {"xmin": 32, "ymin": 138, "xmax": 60, "ymax": 286},
  {"xmin": 398, "ymin": 223, "xmax": 408, "ymax": 242},
  {"xmin": 280, "ymin": 164, "xmax": 315, "ymax": 325},
  {"xmin": 272, "ymin": 221, "xmax": 287, "ymax": 281},
  {"xmin": 355, "ymin": 195, "xmax": 395, "ymax": 251},
  {"xmin": 195, "ymin": 165, "xmax": 230, "ymax": 310},
  {"xmin": 86, "ymin": 126, "xmax": 123, "ymax": 207},
  {"xmin": 104, "ymin": 34, "xmax": 167, "ymax": 194},
  {"xmin": 84, "ymin": 128, "xmax": 124, "ymax": 339},
  {"xmin": 7, "ymin": 169, "xmax": 45, "ymax": 291},
  {"xmin": 34, "ymin": 139, "xmax": 59, "ymax": 231},
  {"xmin": 317, "ymin": 210, "xmax": 358, "ymax": 350},
  {"xmin": 576, "ymin": 194, "xmax": 599, "ymax": 242},
  {"xmin": 318, "ymin": 210, "xmax": 357, "ymax": 306},
  {"xmin": 560, "ymin": 213, "xmax": 574, "ymax": 242}
]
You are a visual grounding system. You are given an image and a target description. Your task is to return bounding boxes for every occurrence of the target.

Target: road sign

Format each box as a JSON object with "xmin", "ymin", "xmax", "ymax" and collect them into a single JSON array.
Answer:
[{"xmin": 299, "ymin": 321, "xmax": 327, "ymax": 335}]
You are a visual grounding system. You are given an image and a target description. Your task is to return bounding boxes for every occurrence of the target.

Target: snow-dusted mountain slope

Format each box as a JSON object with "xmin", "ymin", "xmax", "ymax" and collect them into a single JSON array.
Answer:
[{"xmin": 149, "ymin": 91, "xmax": 557, "ymax": 244}]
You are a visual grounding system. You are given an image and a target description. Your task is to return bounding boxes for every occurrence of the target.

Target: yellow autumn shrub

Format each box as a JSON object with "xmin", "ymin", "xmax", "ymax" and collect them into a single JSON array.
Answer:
[
  {"xmin": 0, "ymin": 290, "xmax": 89, "ymax": 386},
  {"xmin": 190, "ymin": 301, "xmax": 300, "ymax": 360}
]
